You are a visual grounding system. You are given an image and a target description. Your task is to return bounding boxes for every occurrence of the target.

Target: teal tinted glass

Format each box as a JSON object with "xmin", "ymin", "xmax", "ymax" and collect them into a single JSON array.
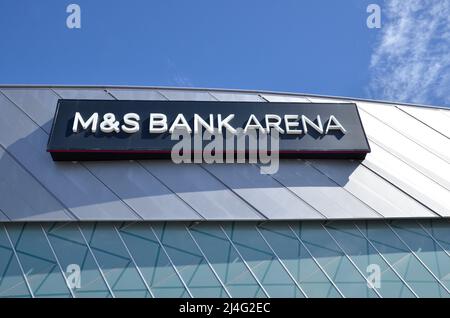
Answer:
[
  {"xmin": 357, "ymin": 221, "xmax": 449, "ymax": 297},
  {"xmin": 189, "ymin": 223, "xmax": 267, "ymax": 297},
  {"xmin": 390, "ymin": 220, "xmax": 450, "ymax": 294},
  {"xmin": 43, "ymin": 223, "xmax": 112, "ymax": 298},
  {"xmin": 152, "ymin": 222, "xmax": 229, "ymax": 298},
  {"xmin": 118, "ymin": 223, "xmax": 189, "ymax": 298},
  {"xmin": 5, "ymin": 223, "xmax": 71, "ymax": 297},
  {"xmin": 294, "ymin": 222, "xmax": 379, "ymax": 298},
  {"xmin": 223, "ymin": 223, "xmax": 305, "ymax": 298},
  {"xmin": 258, "ymin": 222, "xmax": 341, "ymax": 297},
  {"xmin": 325, "ymin": 221, "xmax": 415, "ymax": 297},
  {"xmin": 79, "ymin": 223, "xmax": 151, "ymax": 297},
  {"xmin": 1, "ymin": 221, "xmax": 450, "ymax": 298},
  {"xmin": 0, "ymin": 225, "xmax": 31, "ymax": 297},
  {"xmin": 419, "ymin": 220, "xmax": 450, "ymax": 253}
]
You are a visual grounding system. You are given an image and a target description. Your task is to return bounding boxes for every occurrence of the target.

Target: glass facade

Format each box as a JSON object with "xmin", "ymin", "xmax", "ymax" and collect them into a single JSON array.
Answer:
[{"xmin": 1, "ymin": 220, "xmax": 449, "ymax": 298}]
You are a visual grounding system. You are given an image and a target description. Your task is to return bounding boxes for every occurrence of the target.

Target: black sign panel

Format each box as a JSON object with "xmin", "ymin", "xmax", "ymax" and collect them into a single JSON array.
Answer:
[{"xmin": 47, "ymin": 99, "xmax": 370, "ymax": 161}]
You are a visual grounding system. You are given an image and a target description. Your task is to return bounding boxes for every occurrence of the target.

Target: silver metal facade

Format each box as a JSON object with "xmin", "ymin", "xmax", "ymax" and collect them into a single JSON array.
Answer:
[{"xmin": 0, "ymin": 86, "xmax": 449, "ymax": 221}]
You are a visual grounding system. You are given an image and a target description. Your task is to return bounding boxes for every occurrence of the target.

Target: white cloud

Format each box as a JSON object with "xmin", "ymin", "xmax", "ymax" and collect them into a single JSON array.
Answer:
[{"xmin": 368, "ymin": 0, "xmax": 450, "ymax": 106}]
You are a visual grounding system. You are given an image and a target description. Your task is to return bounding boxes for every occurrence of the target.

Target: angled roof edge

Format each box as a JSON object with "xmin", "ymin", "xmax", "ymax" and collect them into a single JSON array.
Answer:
[{"xmin": 0, "ymin": 84, "xmax": 449, "ymax": 111}]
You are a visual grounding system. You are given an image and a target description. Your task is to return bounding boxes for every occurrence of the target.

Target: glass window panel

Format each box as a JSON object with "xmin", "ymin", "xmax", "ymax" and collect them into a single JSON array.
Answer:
[
  {"xmin": 324, "ymin": 221, "xmax": 415, "ymax": 298},
  {"xmin": 293, "ymin": 222, "xmax": 378, "ymax": 298},
  {"xmin": 43, "ymin": 223, "xmax": 112, "ymax": 298},
  {"xmin": 222, "ymin": 223, "xmax": 305, "ymax": 298},
  {"xmin": 420, "ymin": 220, "xmax": 450, "ymax": 253},
  {"xmin": 5, "ymin": 223, "xmax": 71, "ymax": 298},
  {"xmin": 152, "ymin": 222, "xmax": 228, "ymax": 298},
  {"xmin": 357, "ymin": 221, "xmax": 449, "ymax": 297},
  {"xmin": 390, "ymin": 220, "xmax": 450, "ymax": 293},
  {"xmin": 0, "ymin": 226, "xmax": 31, "ymax": 297},
  {"xmin": 189, "ymin": 223, "xmax": 266, "ymax": 298},
  {"xmin": 118, "ymin": 223, "xmax": 189, "ymax": 298},
  {"xmin": 259, "ymin": 222, "xmax": 341, "ymax": 297},
  {"xmin": 79, "ymin": 223, "xmax": 150, "ymax": 298}
]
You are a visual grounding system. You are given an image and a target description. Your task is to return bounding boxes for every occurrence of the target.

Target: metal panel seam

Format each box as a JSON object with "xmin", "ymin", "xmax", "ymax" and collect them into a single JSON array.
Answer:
[
  {"xmin": 185, "ymin": 225, "xmax": 232, "ymax": 298},
  {"xmin": 304, "ymin": 159, "xmax": 385, "ymax": 218},
  {"xmin": 0, "ymin": 141, "xmax": 77, "ymax": 221},
  {"xmin": 199, "ymin": 165, "xmax": 268, "ymax": 220},
  {"xmin": 2, "ymin": 224, "xmax": 35, "ymax": 298},
  {"xmin": 40, "ymin": 224, "xmax": 75, "ymax": 298},
  {"xmin": 360, "ymin": 162, "xmax": 443, "ymax": 218},
  {"xmin": 367, "ymin": 137, "xmax": 450, "ymax": 192},
  {"xmin": 254, "ymin": 225, "xmax": 309, "ymax": 298},
  {"xmin": 218, "ymin": 224, "xmax": 270, "ymax": 298},
  {"xmin": 385, "ymin": 221, "xmax": 450, "ymax": 295},
  {"xmin": 148, "ymin": 224, "xmax": 194, "ymax": 298},
  {"xmin": 416, "ymin": 221, "xmax": 450, "ymax": 258},
  {"xmin": 113, "ymin": 225, "xmax": 155, "ymax": 298},
  {"xmin": 107, "ymin": 89, "xmax": 205, "ymax": 220},
  {"xmin": 395, "ymin": 106, "xmax": 450, "ymax": 140},
  {"xmin": 287, "ymin": 224, "xmax": 345, "ymax": 298},
  {"xmin": 358, "ymin": 107, "xmax": 449, "ymax": 164},
  {"xmin": 352, "ymin": 222, "xmax": 419, "ymax": 298},
  {"xmin": 76, "ymin": 224, "xmax": 116, "ymax": 297},
  {"xmin": 321, "ymin": 223, "xmax": 383, "ymax": 298}
]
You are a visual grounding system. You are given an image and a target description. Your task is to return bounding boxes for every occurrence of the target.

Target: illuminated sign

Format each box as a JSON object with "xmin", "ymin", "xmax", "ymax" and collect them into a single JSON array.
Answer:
[{"xmin": 47, "ymin": 100, "xmax": 370, "ymax": 160}]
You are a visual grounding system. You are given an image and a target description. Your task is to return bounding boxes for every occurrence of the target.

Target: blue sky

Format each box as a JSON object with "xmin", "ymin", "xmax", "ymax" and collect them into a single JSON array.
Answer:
[{"xmin": 0, "ymin": 0, "xmax": 448, "ymax": 107}]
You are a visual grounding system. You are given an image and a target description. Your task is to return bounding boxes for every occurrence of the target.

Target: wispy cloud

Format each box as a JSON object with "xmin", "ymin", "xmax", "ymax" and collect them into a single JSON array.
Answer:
[{"xmin": 368, "ymin": 0, "xmax": 450, "ymax": 106}]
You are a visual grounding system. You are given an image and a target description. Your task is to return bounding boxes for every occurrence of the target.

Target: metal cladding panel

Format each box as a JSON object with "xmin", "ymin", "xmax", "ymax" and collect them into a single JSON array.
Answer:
[
  {"xmin": 441, "ymin": 109, "xmax": 450, "ymax": 119},
  {"xmin": 202, "ymin": 163, "xmax": 325, "ymax": 220},
  {"xmin": 42, "ymin": 88, "xmax": 203, "ymax": 220},
  {"xmin": 1, "ymin": 88, "xmax": 60, "ymax": 133},
  {"xmin": 141, "ymin": 161, "xmax": 264, "ymax": 220},
  {"xmin": 211, "ymin": 91, "xmax": 265, "ymax": 102},
  {"xmin": 158, "ymin": 90, "xmax": 217, "ymax": 101},
  {"xmin": 306, "ymin": 97, "xmax": 346, "ymax": 103},
  {"xmin": 0, "ymin": 92, "xmax": 139, "ymax": 221},
  {"xmin": 260, "ymin": 94, "xmax": 310, "ymax": 103},
  {"xmin": 0, "ymin": 86, "xmax": 448, "ymax": 221},
  {"xmin": 81, "ymin": 161, "xmax": 203, "ymax": 220},
  {"xmin": 357, "ymin": 101, "xmax": 450, "ymax": 163},
  {"xmin": 107, "ymin": 89, "xmax": 167, "ymax": 101},
  {"xmin": 309, "ymin": 159, "xmax": 438, "ymax": 218},
  {"xmin": 363, "ymin": 143, "xmax": 450, "ymax": 217},
  {"xmin": 0, "ymin": 147, "xmax": 73, "ymax": 221},
  {"xmin": 266, "ymin": 160, "xmax": 382, "ymax": 219},
  {"xmin": 110, "ymin": 89, "xmax": 266, "ymax": 220},
  {"xmin": 0, "ymin": 210, "xmax": 8, "ymax": 221},
  {"xmin": 397, "ymin": 105, "xmax": 450, "ymax": 138},
  {"xmin": 53, "ymin": 88, "xmax": 114, "ymax": 100},
  {"xmin": 358, "ymin": 109, "xmax": 450, "ymax": 190}
]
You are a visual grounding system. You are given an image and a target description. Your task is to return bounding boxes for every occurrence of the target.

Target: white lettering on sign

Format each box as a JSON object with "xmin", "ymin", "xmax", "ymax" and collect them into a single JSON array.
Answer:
[
  {"xmin": 72, "ymin": 112, "xmax": 98, "ymax": 133},
  {"xmin": 325, "ymin": 115, "xmax": 346, "ymax": 134},
  {"xmin": 121, "ymin": 113, "xmax": 140, "ymax": 133},
  {"xmin": 169, "ymin": 114, "xmax": 192, "ymax": 133},
  {"xmin": 71, "ymin": 113, "xmax": 347, "ymax": 135},
  {"xmin": 284, "ymin": 115, "xmax": 302, "ymax": 134},
  {"xmin": 217, "ymin": 114, "xmax": 236, "ymax": 134},
  {"xmin": 149, "ymin": 113, "xmax": 167, "ymax": 133}
]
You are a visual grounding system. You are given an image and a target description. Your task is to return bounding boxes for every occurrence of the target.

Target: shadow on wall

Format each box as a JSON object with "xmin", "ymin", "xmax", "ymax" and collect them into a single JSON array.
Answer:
[{"xmin": 0, "ymin": 89, "xmax": 360, "ymax": 221}]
